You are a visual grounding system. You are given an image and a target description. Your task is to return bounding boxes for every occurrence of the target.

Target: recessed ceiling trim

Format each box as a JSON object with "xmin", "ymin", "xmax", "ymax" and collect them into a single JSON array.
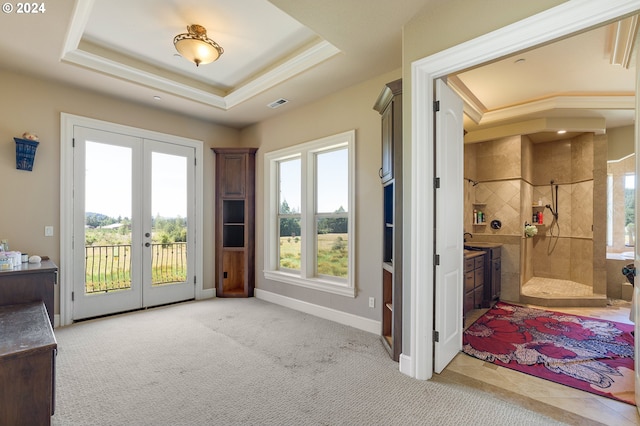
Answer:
[
  {"xmin": 62, "ymin": 22, "xmax": 340, "ymax": 112},
  {"xmin": 60, "ymin": 0, "xmax": 95, "ymax": 57},
  {"xmin": 224, "ymin": 40, "xmax": 340, "ymax": 109},
  {"xmin": 609, "ymin": 14, "xmax": 639, "ymax": 68},
  {"xmin": 465, "ymin": 116, "xmax": 606, "ymax": 143},
  {"xmin": 447, "ymin": 75, "xmax": 485, "ymax": 124},
  {"xmin": 62, "ymin": 48, "xmax": 228, "ymax": 109},
  {"xmin": 479, "ymin": 95, "xmax": 635, "ymax": 125}
]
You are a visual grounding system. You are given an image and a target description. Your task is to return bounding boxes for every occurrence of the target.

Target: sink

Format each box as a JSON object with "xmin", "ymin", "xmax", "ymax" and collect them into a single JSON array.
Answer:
[{"xmin": 464, "ymin": 245, "xmax": 483, "ymax": 251}]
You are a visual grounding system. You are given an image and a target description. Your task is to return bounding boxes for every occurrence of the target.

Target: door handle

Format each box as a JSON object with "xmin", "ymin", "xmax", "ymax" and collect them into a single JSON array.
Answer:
[
  {"xmin": 145, "ymin": 242, "xmax": 151, "ymax": 247},
  {"xmin": 145, "ymin": 232, "xmax": 151, "ymax": 238}
]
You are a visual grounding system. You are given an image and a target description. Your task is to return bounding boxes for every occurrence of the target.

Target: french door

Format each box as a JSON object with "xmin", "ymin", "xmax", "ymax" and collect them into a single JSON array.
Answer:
[{"xmin": 72, "ymin": 126, "xmax": 196, "ymax": 320}]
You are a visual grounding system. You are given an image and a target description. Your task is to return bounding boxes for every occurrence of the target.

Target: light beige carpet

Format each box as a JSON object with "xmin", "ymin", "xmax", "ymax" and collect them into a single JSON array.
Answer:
[{"xmin": 52, "ymin": 298, "xmax": 565, "ymax": 425}]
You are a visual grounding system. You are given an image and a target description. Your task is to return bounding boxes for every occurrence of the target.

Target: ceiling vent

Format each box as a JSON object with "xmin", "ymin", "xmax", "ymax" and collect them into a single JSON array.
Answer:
[{"xmin": 267, "ymin": 98, "xmax": 289, "ymax": 109}]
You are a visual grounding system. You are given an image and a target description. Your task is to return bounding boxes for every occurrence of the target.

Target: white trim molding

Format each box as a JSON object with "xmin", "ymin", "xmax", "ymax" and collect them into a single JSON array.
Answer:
[
  {"xmin": 255, "ymin": 289, "xmax": 380, "ymax": 334},
  {"xmin": 263, "ymin": 130, "xmax": 356, "ymax": 298},
  {"xmin": 410, "ymin": 0, "xmax": 640, "ymax": 381}
]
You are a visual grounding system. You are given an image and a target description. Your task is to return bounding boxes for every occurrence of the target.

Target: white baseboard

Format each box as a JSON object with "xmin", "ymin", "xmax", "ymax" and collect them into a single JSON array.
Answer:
[
  {"xmin": 399, "ymin": 353, "xmax": 413, "ymax": 377},
  {"xmin": 197, "ymin": 288, "xmax": 215, "ymax": 300},
  {"xmin": 255, "ymin": 288, "xmax": 380, "ymax": 334}
]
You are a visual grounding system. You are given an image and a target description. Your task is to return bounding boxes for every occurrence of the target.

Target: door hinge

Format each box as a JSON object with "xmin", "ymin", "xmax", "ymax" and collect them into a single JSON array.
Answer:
[
  {"xmin": 434, "ymin": 254, "xmax": 440, "ymax": 266},
  {"xmin": 72, "ymin": 138, "xmax": 75, "ymax": 148},
  {"xmin": 434, "ymin": 330, "xmax": 440, "ymax": 342},
  {"xmin": 433, "ymin": 100, "xmax": 440, "ymax": 112},
  {"xmin": 194, "ymin": 275, "xmax": 197, "ymax": 286},
  {"xmin": 434, "ymin": 177, "xmax": 441, "ymax": 189},
  {"xmin": 71, "ymin": 291, "xmax": 74, "ymax": 301}
]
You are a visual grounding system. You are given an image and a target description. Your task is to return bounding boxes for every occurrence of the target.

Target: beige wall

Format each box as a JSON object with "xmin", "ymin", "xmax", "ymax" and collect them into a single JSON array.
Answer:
[
  {"xmin": 0, "ymin": 70, "xmax": 240, "ymax": 316},
  {"xmin": 240, "ymin": 69, "xmax": 401, "ymax": 320},
  {"xmin": 608, "ymin": 125, "xmax": 635, "ymax": 161}
]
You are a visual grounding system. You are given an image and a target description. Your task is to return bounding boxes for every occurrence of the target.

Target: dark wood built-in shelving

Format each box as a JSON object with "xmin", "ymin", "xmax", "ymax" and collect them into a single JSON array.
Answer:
[
  {"xmin": 213, "ymin": 148, "xmax": 258, "ymax": 298},
  {"xmin": 374, "ymin": 78, "xmax": 402, "ymax": 361}
]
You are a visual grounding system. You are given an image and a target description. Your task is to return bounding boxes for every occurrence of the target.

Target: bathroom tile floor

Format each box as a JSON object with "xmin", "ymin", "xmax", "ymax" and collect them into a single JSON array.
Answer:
[
  {"xmin": 521, "ymin": 276, "xmax": 598, "ymax": 297},
  {"xmin": 440, "ymin": 300, "xmax": 639, "ymax": 425}
]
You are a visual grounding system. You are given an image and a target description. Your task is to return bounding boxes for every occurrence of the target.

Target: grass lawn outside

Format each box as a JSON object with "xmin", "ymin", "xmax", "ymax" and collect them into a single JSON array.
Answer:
[{"xmin": 279, "ymin": 233, "xmax": 347, "ymax": 278}]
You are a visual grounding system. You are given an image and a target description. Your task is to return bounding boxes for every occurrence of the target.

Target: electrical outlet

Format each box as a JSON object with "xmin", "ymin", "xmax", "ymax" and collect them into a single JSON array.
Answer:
[
  {"xmin": 369, "ymin": 297, "xmax": 375, "ymax": 308},
  {"xmin": 44, "ymin": 226, "xmax": 54, "ymax": 237}
]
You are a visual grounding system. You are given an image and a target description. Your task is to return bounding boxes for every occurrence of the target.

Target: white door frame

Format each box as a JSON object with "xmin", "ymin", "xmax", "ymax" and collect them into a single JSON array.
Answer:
[
  {"xmin": 408, "ymin": 0, "xmax": 640, "ymax": 380},
  {"xmin": 59, "ymin": 113, "xmax": 205, "ymax": 327}
]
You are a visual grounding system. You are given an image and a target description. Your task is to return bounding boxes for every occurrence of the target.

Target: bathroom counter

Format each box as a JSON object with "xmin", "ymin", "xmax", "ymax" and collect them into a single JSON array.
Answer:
[
  {"xmin": 464, "ymin": 250, "xmax": 485, "ymax": 259},
  {"xmin": 465, "ymin": 242, "xmax": 503, "ymax": 250}
]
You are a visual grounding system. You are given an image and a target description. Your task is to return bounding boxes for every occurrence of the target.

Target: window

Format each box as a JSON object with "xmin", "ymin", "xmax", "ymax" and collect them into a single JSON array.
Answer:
[
  {"xmin": 264, "ymin": 130, "xmax": 355, "ymax": 297},
  {"xmin": 624, "ymin": 173, "xmax": 635, "ymax": 247}
]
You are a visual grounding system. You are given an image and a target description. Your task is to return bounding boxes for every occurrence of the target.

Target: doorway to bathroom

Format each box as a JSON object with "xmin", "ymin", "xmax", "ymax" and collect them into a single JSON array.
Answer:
[{"xmin": 455, "ymin": 17, "xmax": 637, "ymax": 311}]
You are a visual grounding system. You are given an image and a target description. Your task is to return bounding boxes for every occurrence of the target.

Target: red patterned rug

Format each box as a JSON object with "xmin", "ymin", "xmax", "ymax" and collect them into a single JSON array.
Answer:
[{"xmin": 463, "ymin": 302, "xmax": 635, "ymax": 405}]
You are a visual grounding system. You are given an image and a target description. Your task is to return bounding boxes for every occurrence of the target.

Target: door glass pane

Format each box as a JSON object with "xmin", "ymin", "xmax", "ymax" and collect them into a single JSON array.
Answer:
[
  {"xmin": 84, "ymin": 141, "xmax": 132, "ymax": 294},
  {"xmin": 151, "ymin": 152, "xmax": 188, "ymax": 286},
  {"xmin": 278, "ymin": 158, "xmax": 301, "ymax": 271},
  {"xmin": 316, "ymin": 148, "xmax": 348, "ymax": 278}
]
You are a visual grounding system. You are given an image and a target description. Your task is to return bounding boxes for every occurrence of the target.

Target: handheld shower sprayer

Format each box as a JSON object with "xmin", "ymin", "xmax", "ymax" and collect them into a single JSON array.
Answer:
[{"xmin": 546, "ymin": 179, "xmax": 559, "ymax": 220}]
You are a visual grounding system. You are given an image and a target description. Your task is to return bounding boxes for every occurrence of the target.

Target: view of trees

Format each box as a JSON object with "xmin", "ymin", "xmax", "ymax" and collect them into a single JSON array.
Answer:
[
  {"xmin": 278, "ymin": 199, "xmax": 348, "ymax": 277},
  {"xmin": 279, "ymin": 200, "xmax": 347, "ymax": 236},
  {"xmin": 85, "ymin": 212, "xmax": 187, "ymax": 246}
]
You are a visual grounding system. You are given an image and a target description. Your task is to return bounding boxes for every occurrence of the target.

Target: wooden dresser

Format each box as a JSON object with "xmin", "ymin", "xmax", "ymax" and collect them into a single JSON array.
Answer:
[
  {"xmin": 0, "ymin": 260, "xmax": 57, "ymax": 327},
  {"xmin": 0, "ymin": 302, "xmax": 57, "ymax": 425}
]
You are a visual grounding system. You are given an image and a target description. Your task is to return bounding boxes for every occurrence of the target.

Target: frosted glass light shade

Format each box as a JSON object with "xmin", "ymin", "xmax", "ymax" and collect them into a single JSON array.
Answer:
[{"xmin": 174, "ymin": 24, "xmax": 223, "ymax": 67}]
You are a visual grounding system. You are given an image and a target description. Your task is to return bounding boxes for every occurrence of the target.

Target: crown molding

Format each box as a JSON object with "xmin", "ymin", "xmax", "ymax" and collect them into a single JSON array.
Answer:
[{"xmin": 479, "ymin": 94, "xmax": 635, "ymax": 125}]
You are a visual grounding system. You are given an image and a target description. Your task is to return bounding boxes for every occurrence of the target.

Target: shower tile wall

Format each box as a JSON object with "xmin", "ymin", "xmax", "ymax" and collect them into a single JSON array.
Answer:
[{"xmin": 530, "ymin": 134, "xmax": 599, "ymax": 288}]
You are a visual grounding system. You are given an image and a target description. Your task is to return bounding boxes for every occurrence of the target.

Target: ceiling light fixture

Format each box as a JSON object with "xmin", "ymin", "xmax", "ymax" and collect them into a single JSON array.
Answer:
[{"xmin": 173, "ymin": 24, "xmax": 224, "ymax": 67}]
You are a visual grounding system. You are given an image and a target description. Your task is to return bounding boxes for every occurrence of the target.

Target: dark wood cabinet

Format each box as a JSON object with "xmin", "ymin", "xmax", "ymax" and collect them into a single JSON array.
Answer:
[
  {"xmin": 464, "ymin": 253, "xmax": 485, "ymax": 316},
  {"xmin": 483, "ymin": 246, "xmax": 501, "ymax": 307},
  {"xmin": 0, "ymin": 260, "xmax": 57, "ymax": 327},
  {"xmin": 213, "ymin": 148, "xmax": 257, "ymax": 297},
  {"xmin": 0, "ymin": 302, "xmax": 57, "ymax": 425},
  {"xmin": 374, "ymin": 79, "xmax": 402, "ymax": 361}
]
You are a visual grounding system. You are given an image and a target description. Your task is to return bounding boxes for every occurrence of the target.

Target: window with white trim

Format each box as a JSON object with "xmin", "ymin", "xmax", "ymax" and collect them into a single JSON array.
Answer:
[{"xmin": 264, "ymin": 130, "xmax": 355, "ymax": 297}]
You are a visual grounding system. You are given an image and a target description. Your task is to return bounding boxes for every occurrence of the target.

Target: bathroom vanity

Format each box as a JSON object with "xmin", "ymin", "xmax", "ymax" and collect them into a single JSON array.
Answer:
[
  {"xmin": 464, "ymin": 242, "xmax": 502, "ymax": 308},
  {"xmin": 464, "ymin": 250, "xmax": 485, "ymax": 316}
]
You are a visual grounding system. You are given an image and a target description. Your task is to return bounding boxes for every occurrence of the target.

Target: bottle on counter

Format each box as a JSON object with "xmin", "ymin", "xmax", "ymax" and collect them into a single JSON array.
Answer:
[{"xmin": 538, "ymin": 211, "xmax": 543, "ymax": 224}]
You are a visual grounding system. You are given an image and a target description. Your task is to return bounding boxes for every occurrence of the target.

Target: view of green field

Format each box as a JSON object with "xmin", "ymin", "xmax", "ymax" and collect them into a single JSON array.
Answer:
[
  {"xmin": 84, "ymin": 214, "xmax": 187, "ymax": 293},
  {"xmin": 279, "ymin": 233, "xmax": 348, "ymax": 278}
]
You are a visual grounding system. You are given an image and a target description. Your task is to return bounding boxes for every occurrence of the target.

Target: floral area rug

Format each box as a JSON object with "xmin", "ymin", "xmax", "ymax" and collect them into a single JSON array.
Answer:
[{"xmin": 463, "ymin": 302, "xmax": 635, "ymax": 405}]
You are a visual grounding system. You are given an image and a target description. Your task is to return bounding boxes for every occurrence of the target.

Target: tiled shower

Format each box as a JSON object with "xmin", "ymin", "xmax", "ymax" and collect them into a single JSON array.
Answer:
[{"xmin": 464, "ymin": 132, "xmax": 608, "ymax": 306}]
